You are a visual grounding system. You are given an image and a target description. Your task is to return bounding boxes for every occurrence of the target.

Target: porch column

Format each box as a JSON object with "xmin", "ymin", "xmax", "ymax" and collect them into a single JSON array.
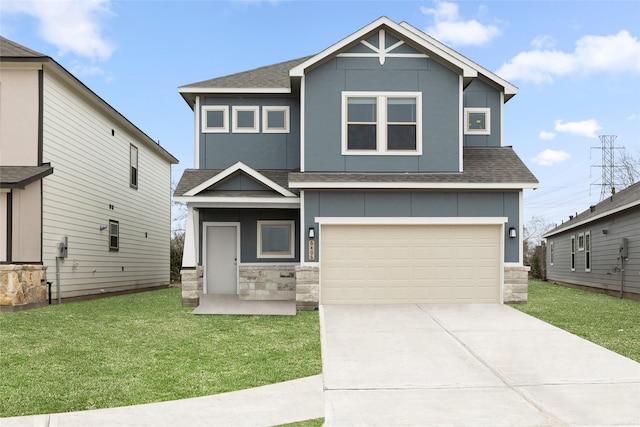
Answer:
[{"xmin": 180, "ymin": 205, "xmax": 201, "ymax": 307}]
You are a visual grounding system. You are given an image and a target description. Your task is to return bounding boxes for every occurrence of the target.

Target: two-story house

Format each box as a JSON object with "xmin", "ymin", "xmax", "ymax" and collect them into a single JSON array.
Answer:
[
  {"xmin": 0, "ymin": 36, "xmax": 178, "ymax": 311},
  {"xmin": 175, "ymin": 17, "xmax": 538, "ymax": 309}
]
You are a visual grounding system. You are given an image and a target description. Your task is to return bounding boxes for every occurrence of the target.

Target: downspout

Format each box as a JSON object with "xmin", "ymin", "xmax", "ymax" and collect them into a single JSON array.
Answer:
[
  {"xmin": 619, "ymin": 255, "xmax": 625, "ymax": 299},
  {"xmin": 56, "ymin": 255, "xmax": 61, "ymax": 305}
]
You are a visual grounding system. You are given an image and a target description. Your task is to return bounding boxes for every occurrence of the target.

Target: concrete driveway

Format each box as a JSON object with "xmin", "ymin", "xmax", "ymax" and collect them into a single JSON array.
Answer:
[{"xmin": 320, "ymin": 304, "xmax": 640, "ymax": 426}]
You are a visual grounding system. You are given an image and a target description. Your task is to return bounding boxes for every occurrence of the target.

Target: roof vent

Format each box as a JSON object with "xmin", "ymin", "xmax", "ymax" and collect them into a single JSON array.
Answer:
[
  {"xmin": 569, "ymin": 215, "xmax": 574, "ymax": 220},
  {"xmin": 590, "ymin": 205, "xmax": 596, "ymax": 213}
]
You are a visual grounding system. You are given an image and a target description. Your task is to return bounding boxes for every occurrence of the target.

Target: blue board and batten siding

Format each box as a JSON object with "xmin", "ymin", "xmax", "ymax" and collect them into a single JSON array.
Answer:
[
  {"xmin": 546, "ymin": 206, "xmax": 640, "ymax": 295},
  {"xmin": 303, "ymin": 191, "xmax": 520, "ymax": 263},
  {"xmin": 199, "ymin": 97, "xmax": 300, "ymax": 170},
  {"xmin": 304, "ymin": 56, "xmax": 459, "ymax": 172},
  {"xmin": 463, "ymin": 79, "xmax": 502, "ymax": 148}
]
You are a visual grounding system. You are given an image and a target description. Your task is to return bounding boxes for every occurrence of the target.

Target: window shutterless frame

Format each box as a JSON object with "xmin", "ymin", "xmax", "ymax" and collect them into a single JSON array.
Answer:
[
  {"xmin": 464, "ymin": 108, "xmax": 491, "ymax": 135},
  {"xmin": 262, "ymin": 106, "xmax": 290, "ymax": 133},
  {"xmin": 130, "ymin": 144, "xmax": 138, "ymax": 189},
  {"xmin": 342, "ymin": 91, "xmax": 422, "ymax": 155},
  {"xmin": 256, "ymin": 220, "xmax": 295, "ymax": 259},
  {"xmin": 232, "ymin": 106, "xmax": 259, "ymax": 133},
  {"xmin": 202, "ymin": 105, "xmax": 229, "ymax": 133},
  {"xmin": 570, "ymin": 235, "xmax": 576, "ymax": 271},
  {"xmin": 109, "ymin": 220, "xmax": 119, "ymax": 251},
  {"xmin": 585, "ymin": 231, "xmax": 591, "ymax": 272}
]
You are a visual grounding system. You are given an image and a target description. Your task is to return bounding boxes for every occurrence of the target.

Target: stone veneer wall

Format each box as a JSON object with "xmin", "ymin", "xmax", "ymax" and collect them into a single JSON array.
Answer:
[
  {"xmin": 239, "ymin": 264, "xmax": 296, "ymax": 301},
  {"xmin": 180, "ymin": 266, "xmax": 203, "ymax": 307},
  {"xmin": 0, "ymin": 265, "xmax": 48, "ymax": 311},
  {"xmin": 503, "ymin": 266, "xmax": 530, "ymax": 303},
  {"xmin": 295, "ymin": 265, "xmax": 319, "ymax": 310}
]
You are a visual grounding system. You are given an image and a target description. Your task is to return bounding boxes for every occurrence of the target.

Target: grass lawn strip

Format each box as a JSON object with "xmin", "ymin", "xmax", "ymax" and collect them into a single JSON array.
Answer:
[
  {"xmin": 514, "ymin": 280, "xmax": 640, "ymax": 363},
  {"xmin": 0, "ymin": 288, "xmax": 321, "ymax": 417}
]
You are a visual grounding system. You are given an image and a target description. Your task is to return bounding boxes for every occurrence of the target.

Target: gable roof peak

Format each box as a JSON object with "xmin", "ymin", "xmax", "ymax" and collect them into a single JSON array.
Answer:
[{"xmin": 0, "ymin": 36, "xmax": 46, "ymax": 59}]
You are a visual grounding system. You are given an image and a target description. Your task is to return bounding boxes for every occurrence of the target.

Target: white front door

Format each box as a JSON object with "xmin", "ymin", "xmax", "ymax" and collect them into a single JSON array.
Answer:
[{"xmin": 205, "ymin": 224, "xmax": 238, "ymax": 294}]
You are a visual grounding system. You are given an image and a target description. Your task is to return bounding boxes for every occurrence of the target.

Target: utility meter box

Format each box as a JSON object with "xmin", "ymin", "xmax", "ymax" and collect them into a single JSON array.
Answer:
[
  {"xmin": 619, "ymin": 238, "xmax": 628, "ymax": 258},
  {"xmin": 56, "ymin": 236, "xmax": 68, "ymax": 258}
]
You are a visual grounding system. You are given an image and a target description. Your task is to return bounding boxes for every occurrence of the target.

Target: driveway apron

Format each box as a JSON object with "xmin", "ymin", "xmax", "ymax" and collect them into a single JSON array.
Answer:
[{"xmin": 320, "ymin": 303, "xmax": 640, "ymax": 426}]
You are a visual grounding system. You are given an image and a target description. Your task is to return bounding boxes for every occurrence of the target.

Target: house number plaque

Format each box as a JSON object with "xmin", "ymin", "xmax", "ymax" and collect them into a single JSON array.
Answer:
[{"xmin": 308, "ymin": 239, "xmax": 315, "ymax": 261}]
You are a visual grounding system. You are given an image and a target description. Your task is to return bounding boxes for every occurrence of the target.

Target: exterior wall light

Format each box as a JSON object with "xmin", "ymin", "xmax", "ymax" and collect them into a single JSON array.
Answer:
[
  {"xmin": 509, "ymin": 227, "xmax": 517, "ymax": 238},
  {"xmin": 99, "ymin": 224, "xmax": 108, "ymax": 231},
  {"xmin": 308, "ymin": 227, "xmax": 315, "ymax": 239}
]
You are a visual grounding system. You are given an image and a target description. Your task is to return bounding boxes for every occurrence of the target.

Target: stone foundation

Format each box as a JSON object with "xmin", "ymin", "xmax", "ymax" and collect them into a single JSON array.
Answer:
[
  {"xmin": 180, "ymin": 266, "xmax": 203, "ymax": 307},
  {"xmin": 504, "ymin": 266, "xmax": 530, "ymax": 303},
  {"xmin": 239, "ymin": 264, "xmax": 296, "ymax": 300},
  {"xmin": 0, "ymin": 265, "xmax": 48, "ymax": 311},
  {"xmin": 295, "ymin": 265, "xmax": 319, "ymax": 310}
]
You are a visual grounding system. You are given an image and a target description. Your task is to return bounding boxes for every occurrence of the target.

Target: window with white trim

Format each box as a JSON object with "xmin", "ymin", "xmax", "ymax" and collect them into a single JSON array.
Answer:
[
  {"xmin": 232, "ymin": 106, "xmax": 259, "ymax": 133},
  {"xmin": 342, "ymin": 92, "xmax": 421, "ymax": 155},
  {"xmin": 549, "ymin": 241, "xmax": 554, "ymax": 266},
  {"xmin": 109, "ymin": 220, "xmax": 119, "ymax": 251},
  {"xmin": 262, "ymin": 106, "xmax": 290, "ymax": 133},
  {"xmin": 578, "ymin": 233, "xmax": 585, "ymax": 251},
  {"xmin": 464, "ymin": 108, "xmax": 490, "ymax": 135},
  {"xmin": 257, "ymin": 220, "xmax": 295, "ymax": 259},
  {"xmin": 570, "ymin": 235, "xmax": 576, "ymax": 271},
  {"xmin": 585, "ymin": 231, "xmax": 591, "ymax": 272},
  {"xmin": 202, "ymin": 106, "xmax": 229, "ymax": 133},
  {"xmin": 130, "ymin": 144, "xmax": 138, "ymax": 189}
]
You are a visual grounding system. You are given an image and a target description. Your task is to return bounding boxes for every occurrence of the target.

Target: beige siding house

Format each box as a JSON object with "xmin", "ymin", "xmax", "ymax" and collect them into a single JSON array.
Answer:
[{"xmin": 0, "ymin": 36, "xmax": 178, "ymax": 310}]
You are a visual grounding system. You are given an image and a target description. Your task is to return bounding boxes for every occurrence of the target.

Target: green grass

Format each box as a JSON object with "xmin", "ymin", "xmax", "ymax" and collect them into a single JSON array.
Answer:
[
  {"xmin": 275, "ymin": 418, "xmax": 325, "ymax": 427},
  {"xmin": 514, "ymin": 280, "xmax": 640, "ymax": 362},
  {"xmin": 0, "ymin": 288, "xmax": 321, "ymax": 417}
]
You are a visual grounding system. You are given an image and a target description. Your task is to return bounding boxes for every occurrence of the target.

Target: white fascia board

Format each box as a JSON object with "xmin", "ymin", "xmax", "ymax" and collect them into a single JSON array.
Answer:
[
  {"xmin": 289, "ymin": 181, "xmax": 539, "ymax": 190},
  {"xmin": 399, "ymin": 21, "xmax": 517, "ymax": 98},
  {"xmin": 315, "ymin": 217, "xmax": 508, "ymax": 225},
  {"xmin": 180, "ymin": 198, "xmax": 300, "ymax": 209},
  {"xmin": 183, "ymin": 161, "xmax": 297, "ymax": 197},
  {"xmin": 289, "ymin": 16, "xmax": 476, "ymax": 78},
  {"xmin": 178, "ymin": 87, "xmax": 291, "ymax": 94},
  {"xmin": 542, "ymin": 199, "xmax": 640, "ymax": 238}
]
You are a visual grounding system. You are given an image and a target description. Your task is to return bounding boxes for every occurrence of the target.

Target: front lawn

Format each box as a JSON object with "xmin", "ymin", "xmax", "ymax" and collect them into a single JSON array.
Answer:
[
  {"xmin": 0, "ymin": 288, "xmax": 321, "ymax": 417},
  {"xmin": 514, "ymin": 280, "xmax": 640, "ymax": 362}
]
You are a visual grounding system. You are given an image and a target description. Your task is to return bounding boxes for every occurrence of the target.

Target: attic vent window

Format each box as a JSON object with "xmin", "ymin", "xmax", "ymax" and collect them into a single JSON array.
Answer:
[
  {"xmin": 464, "ymin": 108, "xmax": 491, "ymax": 135},
  {"xmin": 232, "ymin": 106, "xmax": 259, "ymax": 133},
  {"xmin": 263, "ymin": 106, "xmax": 290, "ymax": 133}
]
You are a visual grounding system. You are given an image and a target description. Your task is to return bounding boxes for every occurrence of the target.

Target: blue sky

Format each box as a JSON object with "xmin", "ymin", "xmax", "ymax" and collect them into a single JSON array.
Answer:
[{"xmin": 2, "ymin": 0, "xmax": 639, "ymax": 231}]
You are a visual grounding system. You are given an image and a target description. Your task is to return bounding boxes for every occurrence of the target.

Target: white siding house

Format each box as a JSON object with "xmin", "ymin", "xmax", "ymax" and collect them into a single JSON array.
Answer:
[{"xmin": 0, "ymin": 36, "xmax": 178, "ymax": 310}]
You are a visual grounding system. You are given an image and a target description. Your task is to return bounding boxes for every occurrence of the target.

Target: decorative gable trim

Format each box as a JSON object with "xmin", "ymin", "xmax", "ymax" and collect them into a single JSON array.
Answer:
[
  {"xmin": 183, "ymin": 162, "xmax": 297, "ymax": 198},
  {"xmin": 290, "ymin": 16, "xmax": 478, "ymax": 79},
  {"xmin": 336, "ymin": 29, "xmax": 428, "ymax": 65}
]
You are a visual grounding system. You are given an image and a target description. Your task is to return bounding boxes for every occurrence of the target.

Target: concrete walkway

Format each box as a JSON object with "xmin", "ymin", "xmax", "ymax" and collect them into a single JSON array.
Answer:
[
  {"xmin": 320, "ymin": 303, "xmax": 640, "ymax": 426},
  {"xmin": 1, "ymin": 375, "xmax": 323, "ymax": 427},
  {"xmin": 192, "ymin": 294, "xmax": 296, "ymax": 315}
]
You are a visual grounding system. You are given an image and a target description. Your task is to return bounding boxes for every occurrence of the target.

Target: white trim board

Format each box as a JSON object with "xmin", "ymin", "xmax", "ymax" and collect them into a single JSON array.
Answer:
[
  {"xmin": 314, "ymin": 217, "xmax": 508, "ymax": 225},
  {"xmin": 290, "ymin": 181, "xmax": 539, "ymax": 190},
  {"xmin": 179, "ymin": 198, "xmax": 300, "ymax": 208}
]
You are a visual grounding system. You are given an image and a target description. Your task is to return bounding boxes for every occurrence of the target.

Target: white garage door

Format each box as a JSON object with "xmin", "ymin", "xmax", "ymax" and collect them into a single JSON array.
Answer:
[{"xmin": 320, "ymin": 224, "xmax": 501, "ymax": 304}]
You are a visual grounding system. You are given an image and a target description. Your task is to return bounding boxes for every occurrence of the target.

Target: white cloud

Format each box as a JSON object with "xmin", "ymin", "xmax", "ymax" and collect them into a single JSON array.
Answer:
[
  {"xmin": 554, "ymin": 119, "xmax": 603, "ymax": 138},
  {"xmin": 3, "ymin": 0, "xmax": 115, "ymax": 61},
  {"xmin": 532, "ymin": 149, "xmax": 571, "ymax": 166},
  {"xmin": 531, "ymin": 35, "xmax": 556, "ymax": 50},
  {"xmin": 538, "ymin": 131, "xmax": 556, "ymax": 140},
  {"xmin": 421, "ymin": 1, "xmax": 501, "ymax": 46},
  {"xmin": 498, "ymin": 30, "xmax": 640, "ymax": 83},
  {"xmin": 628, "ymin": 113, "xmax": 639, "ymax": 120}
]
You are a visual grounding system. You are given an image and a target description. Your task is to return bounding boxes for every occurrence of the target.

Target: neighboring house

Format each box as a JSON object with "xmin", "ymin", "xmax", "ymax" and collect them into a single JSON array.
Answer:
[
  {"xmin": 0, "ymin": 37, "xmax": 178, "ymax": 311},
  {"xmin": 175, "ymin": 17, "xmax": 538, "ymax": 309},
  {"xmin": 544, "ymin": 183, "xmax": 640, "ymax": 299}
]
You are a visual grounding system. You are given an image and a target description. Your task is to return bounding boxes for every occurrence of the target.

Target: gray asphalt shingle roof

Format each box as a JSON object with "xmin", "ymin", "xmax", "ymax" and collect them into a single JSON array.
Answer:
[
  {"xmin": 0, "ymin": 165, "xmax": 54, "ymax": 188},
  {"xmin": 289, "ymin": 147, "xmax": 538, "ymax": 185},
  {"xmin": 0, "ymin": 36, "xmax": 46, "ymax": 58},
  {"xmin": 180, "ymin": 56, "xmax": 313, "ymax": 90},
  {"xmin": 544, "ymin": 181, "xmax": 640, "ymax": 237}
]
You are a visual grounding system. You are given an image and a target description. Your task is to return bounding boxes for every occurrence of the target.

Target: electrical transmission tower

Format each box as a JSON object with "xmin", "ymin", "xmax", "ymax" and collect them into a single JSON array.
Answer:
[{"xmin": 590, "ymin": 135, "xmax": 624, "ymax": 201}]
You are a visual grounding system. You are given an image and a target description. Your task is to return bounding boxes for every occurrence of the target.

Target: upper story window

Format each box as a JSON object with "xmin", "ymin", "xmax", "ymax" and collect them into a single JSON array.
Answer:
[
  {"xmin": 202, "ymin": 105, "xmax": 229, "ymax": 133},
  {"xmin": 232, "ymin": 106, "xmax": 259, "ymax": 133},
  {"xmin": 130, "ymin": 144, "xmax": 138, "ymax": 189},
  {"xmin": 263, "ymin": 106, "xmax": 290, "ymax": 133},
  {"xmin": 342, "ymin": 92, "xmax": 422, "ymax": 155},
  {"xmin": 464, "ymin": 108, "xmax": 491, "ymax": 135}
]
